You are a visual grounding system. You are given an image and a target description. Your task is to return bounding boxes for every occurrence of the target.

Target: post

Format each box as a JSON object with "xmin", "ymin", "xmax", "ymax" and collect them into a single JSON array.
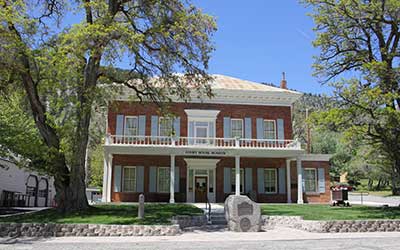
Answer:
[
  {"xmin": 286, "ymin": 159, "xmax": 292, "ymax": 203},
  {"xmin": 102, "ymin": 153, "xmax": 108, "ymax": 202},
  {"xmin": 297, "ymin": 156, "xmax": 303, "ymax": 204},
  {"xmin": 170, "ymin": 154, "xmax": 175, "ymax": 203},
  {"xmin": 138, "ymin": 194, "xmax": 145, "ymax": 219},
  {"xmin": 235, "ymin": 155, "xmax": 240, "ymax": 195}
]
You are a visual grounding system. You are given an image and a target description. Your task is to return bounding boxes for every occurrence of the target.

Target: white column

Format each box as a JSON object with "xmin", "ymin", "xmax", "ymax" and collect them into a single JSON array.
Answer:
[
  {"xmin": 101, "ymin": 153, "xmax": 108, "ymax": 202},
  {"xmin": 297, "ymin": 156, "xmax": 303, "ymax": 204},
  {"xmin": 170, "ymin": 154, "xmax": 175, "ymax": 203},
  {"xmin": 286, "ymin": 159, "xmax": 292, "ymax": 204},
  {"xmin": 235, "ymin": 155, "xmax": 240, "ymax": 195},
  {"xmin": 106, "ymin": 154, "xmax": 113, "ymax": 202}
]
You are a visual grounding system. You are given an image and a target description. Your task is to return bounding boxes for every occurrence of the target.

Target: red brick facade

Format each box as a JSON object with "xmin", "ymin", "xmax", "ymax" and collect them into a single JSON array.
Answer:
[{"xmin": 107, "ymin": 101, "xmax": 331, "ymax": 204}]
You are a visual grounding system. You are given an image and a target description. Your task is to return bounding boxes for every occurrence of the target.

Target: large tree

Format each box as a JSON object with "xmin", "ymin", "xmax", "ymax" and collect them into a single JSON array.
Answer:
[
  {"xmin": 303, "ymin": 0, "xmax": 400, "ymax": 194},
  {"xmin": 0, "ymin": 0, "xmax": 216, "ymax": 212}
]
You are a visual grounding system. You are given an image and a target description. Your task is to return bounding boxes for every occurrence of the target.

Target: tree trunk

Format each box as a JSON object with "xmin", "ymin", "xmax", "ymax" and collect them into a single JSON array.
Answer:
[
  {"xmin": 367, "ymin": 178, "xmax": 374, "ymax": 190},
  {"xmin": 392, "ymin": 159, "xmax": 400, "ymax": 195}
]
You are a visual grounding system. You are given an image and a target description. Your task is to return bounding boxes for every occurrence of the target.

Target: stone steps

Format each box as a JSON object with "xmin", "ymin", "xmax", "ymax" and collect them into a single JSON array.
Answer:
[{"xmin": 209, "ymin": 213, "xmax": 227, "ymax": 225}]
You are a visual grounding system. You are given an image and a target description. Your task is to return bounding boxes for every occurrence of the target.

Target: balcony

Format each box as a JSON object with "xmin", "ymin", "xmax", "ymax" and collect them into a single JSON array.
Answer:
[{"xmin": 105, "ymin": 135, "xmax": 301, "ymax": 150}]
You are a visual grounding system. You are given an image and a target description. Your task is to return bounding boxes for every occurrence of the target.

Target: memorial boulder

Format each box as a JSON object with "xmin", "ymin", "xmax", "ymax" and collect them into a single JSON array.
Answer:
[{"xmin": 224, "ymin": 195, "xmax": 261, "ymax": 232}]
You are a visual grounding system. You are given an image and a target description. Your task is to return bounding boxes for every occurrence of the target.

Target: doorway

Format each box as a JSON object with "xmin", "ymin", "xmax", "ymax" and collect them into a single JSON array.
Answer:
[{"xmin": 195, "ymin": 176, "xmax": 208, "ymax": 202}]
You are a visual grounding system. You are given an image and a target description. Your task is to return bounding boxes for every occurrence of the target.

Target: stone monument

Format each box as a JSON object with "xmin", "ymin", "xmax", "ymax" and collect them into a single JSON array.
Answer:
[
  {"xmin": 138, "ymin": 194, "xmax": 145, "ymax": 219},
  {"xmin": 224, "ymin": 195, "xmax": 261, "ymax": 232}
]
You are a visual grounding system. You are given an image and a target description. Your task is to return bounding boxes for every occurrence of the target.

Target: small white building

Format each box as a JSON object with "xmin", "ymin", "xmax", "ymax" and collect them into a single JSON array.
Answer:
[{"xmin": 0, "ymin": 158, "xmax": 56, "ymax": 207}]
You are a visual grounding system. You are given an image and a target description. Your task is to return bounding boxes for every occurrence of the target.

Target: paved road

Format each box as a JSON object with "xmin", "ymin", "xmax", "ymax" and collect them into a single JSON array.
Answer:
[
  {"xmin": 349, "ymin": 193, "xmax": 400, "ymax": 206},
  {"xmin": 2, "ymin": 227, "xmax": 400, "ymax": 250}
]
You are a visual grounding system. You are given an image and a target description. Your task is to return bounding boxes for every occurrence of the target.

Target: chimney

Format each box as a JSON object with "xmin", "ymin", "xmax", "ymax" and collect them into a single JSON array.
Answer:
[{"xmin": 280, "ymin": 72, "xmax": 287, "ymax": 89}]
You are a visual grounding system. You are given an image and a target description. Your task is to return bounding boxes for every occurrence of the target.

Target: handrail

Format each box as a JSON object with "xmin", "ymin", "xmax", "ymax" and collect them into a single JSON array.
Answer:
[
  {"xmin": 205, "ymin": 197, "xmax": 211, "ymax": 224},
  {"xmin": 105, "ymin": 135, "xmax": 301, "ymax": 150}
]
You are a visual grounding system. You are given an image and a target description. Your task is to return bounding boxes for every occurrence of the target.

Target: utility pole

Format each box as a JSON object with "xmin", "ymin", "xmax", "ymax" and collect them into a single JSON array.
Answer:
[{"xmin": 306, "ymin": 108, "xmax": 311, "ymax": 154}]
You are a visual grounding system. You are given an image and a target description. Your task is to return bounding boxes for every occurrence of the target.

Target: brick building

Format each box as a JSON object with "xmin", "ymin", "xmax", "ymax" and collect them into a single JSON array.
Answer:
[{"xmin": 102, "ymin": 74, "xmax": 331, "ymax": 204}]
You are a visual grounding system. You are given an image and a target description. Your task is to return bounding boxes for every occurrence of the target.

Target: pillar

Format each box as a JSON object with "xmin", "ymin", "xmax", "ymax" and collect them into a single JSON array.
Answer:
[
  {"xmin": 170, "ymin": 154, "xmax": 175, "ymax": 203},
  {"xmin": 106, "ymin": 154, "xmax": 113, "ymax": 202},
  {"xmin": 101, "ymin": 153, "xmax": 108, "ymax": 202},
  {"xmin": 297, "ymin": 156, "xmax": 303, "ymax": 204},
  {"xmin": 235, "ymin": 155, "xmax": 240, "ymax": 195},
  {"xmin": 286, "ymin": 159, "xmax": 292, "ymax": 204}
]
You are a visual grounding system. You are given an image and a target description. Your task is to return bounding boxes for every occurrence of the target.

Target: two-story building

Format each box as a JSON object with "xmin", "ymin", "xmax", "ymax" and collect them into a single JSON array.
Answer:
[{"xmin": 102, "ymin": 74, "xmax": 331, "ymax": 204}]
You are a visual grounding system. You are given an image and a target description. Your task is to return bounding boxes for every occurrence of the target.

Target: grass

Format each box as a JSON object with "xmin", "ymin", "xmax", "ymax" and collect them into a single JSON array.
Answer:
[
  {"xmin": 0, "ymin": 204, "xmax": 203, "ymax": 225},
  {"xmin": 261, "ymin": 204, "xmax": 400, "ymax": 221}
]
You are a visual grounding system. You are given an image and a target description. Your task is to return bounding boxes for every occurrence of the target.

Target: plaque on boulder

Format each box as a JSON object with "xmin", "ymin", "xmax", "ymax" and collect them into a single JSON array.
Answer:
[{"xmin": 224, "ymin": 195, "xmax": 261, "ymax": 232}]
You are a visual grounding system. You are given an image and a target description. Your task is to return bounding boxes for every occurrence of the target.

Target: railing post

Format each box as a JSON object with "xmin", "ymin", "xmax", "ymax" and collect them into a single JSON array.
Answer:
[
  {"xmin": 235, "ymin": 138, "xmax": 239, "ymax": 148},
  {"xmin": 171, "ymin": 136, "xmax": 176, "ymax": 146}
]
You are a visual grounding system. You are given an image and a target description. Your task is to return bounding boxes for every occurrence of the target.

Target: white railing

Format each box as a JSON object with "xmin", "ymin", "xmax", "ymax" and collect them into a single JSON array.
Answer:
[{"xmin": 105, "ymin": 135, "xmax": 301, "ymax": 150}]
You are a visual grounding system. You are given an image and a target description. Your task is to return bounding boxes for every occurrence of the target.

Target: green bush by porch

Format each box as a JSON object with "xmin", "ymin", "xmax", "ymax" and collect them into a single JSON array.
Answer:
[
  {"xmin": 261, "ymin": 204, "xmax": 400, "ymax": 221},
  {"xmin": 0, "ymin": 204, "xmax": 203, "ymax": 225}
]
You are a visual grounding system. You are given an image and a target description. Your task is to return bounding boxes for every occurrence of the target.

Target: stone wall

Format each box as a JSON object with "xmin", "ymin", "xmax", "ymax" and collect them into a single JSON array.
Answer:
[
  {"xmin": 171, "ymin": 215, "xmax": 207, "ymax": 229},
  {"xmin": 262, "ymin": 215, "xmax": 400, "ymax": 233},
  {"xmin": 0, "ymin": 223, "xmax": 180, "ymax": 237}
]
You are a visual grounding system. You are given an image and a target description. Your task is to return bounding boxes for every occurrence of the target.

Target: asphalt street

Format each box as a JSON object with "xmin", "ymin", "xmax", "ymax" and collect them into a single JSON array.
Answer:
[{"xmin": 2, "ymin": 227, "xmax": 400, "ymax": 250}]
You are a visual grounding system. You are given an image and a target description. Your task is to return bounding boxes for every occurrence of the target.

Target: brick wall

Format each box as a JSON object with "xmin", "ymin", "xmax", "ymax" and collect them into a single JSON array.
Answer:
[{"xmin": 107, "ymin": 101, "xmax": 293, "ymax": 139}]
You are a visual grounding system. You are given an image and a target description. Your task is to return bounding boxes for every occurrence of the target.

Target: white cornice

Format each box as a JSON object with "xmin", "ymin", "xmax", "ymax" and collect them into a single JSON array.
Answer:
[{"xmin": 184, "ymin": 109, "xmax": 220, "ymax": 119}]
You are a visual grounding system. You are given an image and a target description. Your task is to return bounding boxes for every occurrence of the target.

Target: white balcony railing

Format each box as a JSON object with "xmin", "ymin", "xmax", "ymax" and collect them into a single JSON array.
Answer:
[{"xmin": 105, "ymin": 135, "xmax": 301, "ymax": 150}]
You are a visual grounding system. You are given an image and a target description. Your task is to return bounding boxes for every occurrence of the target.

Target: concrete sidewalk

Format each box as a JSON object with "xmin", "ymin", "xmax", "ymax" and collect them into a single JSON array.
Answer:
[{"xmin": 2, "ymin": 226, "xmax": 400, "ymax": 245}]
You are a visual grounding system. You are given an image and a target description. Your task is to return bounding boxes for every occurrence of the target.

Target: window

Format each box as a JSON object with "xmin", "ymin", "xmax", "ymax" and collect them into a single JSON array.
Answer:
[
  {"xmin": 157, "ymin": 167, "xmax": 170, "ymax": 193},
  {"xmin": 159, "ymin": 117, "xmax": 173, "ymax": 136},
  {"xmin": 123, "ymin": 167, "xmax": 136, "ymax": 192},
  {"xmin": 263, "ymin": 120, "xmax": 276, "ymax": 140},
  {"xmin": 264, "ymin": 168, "xmax": 277, "ymax": 193},
  {"xmin": 124, "ymin": 116, "xmax": 138, "ymax": 136},
  {"xmin": 194, "ymin": 121, "xmax": 209, "ymax": 144},
  {"xmin": 231, "ymin": 119, "xmax": 243, "ymax": 138},
  {"xmin": 231, "ymin": 168, "xmax": 244, "ymax": 193},
  {"xmin": 304, "ymin": 168, "xmax": 317, "ymax": 193}
]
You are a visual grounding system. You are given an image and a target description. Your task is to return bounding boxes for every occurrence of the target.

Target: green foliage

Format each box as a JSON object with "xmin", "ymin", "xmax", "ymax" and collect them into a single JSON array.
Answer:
[
  {"xmin": 88, "ymin": 143, "xmax": 104, "ymax": 188},
  {"xmin": 303, "ymin": 0, "xmax": 400, "ymax": 194}
]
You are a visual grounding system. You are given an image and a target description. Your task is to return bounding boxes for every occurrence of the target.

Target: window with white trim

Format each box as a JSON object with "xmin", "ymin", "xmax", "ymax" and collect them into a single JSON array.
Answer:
[
  {"xmin": 304, "ymin": 168, "xmax": 317, "ymax": 193},
  {"xmin": 159, "ymin": 117, "xmax": 173, "ymax": 137},
  {"xmin": 263, "ymin": 120, "xmax": 276, "ymax": 140},
  {"xmin": 231, "ymin": 168, "xmax": 244, "ymax": 193},
  {"xmin": 124, "ymin": 116, "xmax": 138, "ymax": 136},
  {"xmin": 264, "ymin": 168, "xmax": 277, "ymax": 193},
  {"xmin": 122, "ymin": 167, "xmax": 136, "ymax": 192},
  {"xmin": 231, "ymin": 119, "xmax": 243, "ymax": 138},
  {"xmin": 157, "ymin": 167, "xmax": 170, "ymax": 193}
]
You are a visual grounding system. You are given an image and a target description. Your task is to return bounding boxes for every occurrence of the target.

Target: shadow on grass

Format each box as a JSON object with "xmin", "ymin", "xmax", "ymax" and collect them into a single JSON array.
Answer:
[{"xmin": 0, "ymin": 204, "xmax": 203, "ymax": 225}]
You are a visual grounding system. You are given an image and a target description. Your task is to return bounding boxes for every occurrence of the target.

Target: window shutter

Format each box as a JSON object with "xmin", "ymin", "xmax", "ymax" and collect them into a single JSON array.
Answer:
[
  {"xmin": 138, "ymin": 115, "xmax": 146, "ymax": 137},
  {"xmin": 116, "ymin": 115, "xmax": 124, "ymax": 143},
  {"xmin": 151, "ymin": 116, "xmax": 158, "ymax": 141},
  {"xmin": 188, "ymin": 121, "xmax": 195, "ymax": 144},
  {"xmin": 257, "ymin": 168, "xmax": 265, "ymax": 194},
  {"xmin": 277, "ymin": 119, "xmax": 284, "ymax": 141},
  {"xmin": 278, "ymin": 167, "xmax": 286, "ymax": 194},
  {"xmin": 223, "ymin": 167, "xmax": 231, "ymax": 193},
  {"xmin": 136, "ymin": 166, "xmax": 144, "ymax": 192},
  {"xmin": 149, "ymin": 166, "xmax": 157, "ymax": 192},
  {"xmin": 175, "ymin": 167, "xmax": 180, "ymax": 192},
  {"xmin": 173, "ymin": 117, "xmax": 180, "ymax": 137},
  {"xmin": 113, "ymin": 165, "xmax": 122, "ymax": 192},
  {"xmin": 245, "ymin": 168, "xmax": 252, "ymax": 193},
  {"xmin": 223, "ymin": 117, "xmax": 231, "ymax": 140},
  {"xmin": 256, "ymin": 118, "xmax": 264, "ymax": 139},
  {"xmin": 244, "ymin": 117, "xmax": 252, "ymax": 139},
  {"xmin": 318, "ymin": 168, "xmax": 326, "ymax": 193},
  {"xmin": 209, "ymin": 121, "xmax": 214, "ymax": 138}
]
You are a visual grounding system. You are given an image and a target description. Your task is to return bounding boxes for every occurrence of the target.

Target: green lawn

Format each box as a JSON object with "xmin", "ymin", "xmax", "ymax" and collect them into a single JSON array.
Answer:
[
  {"xmin": 0, "ymin": 204, "xmax": 203, "ymax": 225},
  {"xmin": 261, "ymin": 204, "xmax": 400, "ymax": 221}
]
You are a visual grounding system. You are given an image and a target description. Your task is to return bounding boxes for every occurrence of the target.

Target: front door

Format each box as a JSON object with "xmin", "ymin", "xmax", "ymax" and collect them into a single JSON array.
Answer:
[{"xmin": 195, "ymin": 176, "xmax": 208, "ymax": 202}]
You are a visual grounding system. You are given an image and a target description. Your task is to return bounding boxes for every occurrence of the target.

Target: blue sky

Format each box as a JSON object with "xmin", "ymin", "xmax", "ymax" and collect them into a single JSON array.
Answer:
[{"xmin": 192, "ymin": 0, "xmax": 332, "ymax": 94}]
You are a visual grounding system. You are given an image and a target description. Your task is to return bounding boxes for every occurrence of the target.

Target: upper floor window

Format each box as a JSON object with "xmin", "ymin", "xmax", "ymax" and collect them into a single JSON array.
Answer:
[
  {"xmin": 125, "ymin": 116, "xmax": 138, "ymax": 136},
  {"xmin": 122, "ymin": 166, "xmax": 136, "ymax": 192},
  {"xmin": 231, "ymin": 119, "xmax": 243, "ymax": 138},
  {"xmin": 159, "ymin": 117, "xmax": 173, "ymax": 136},
  {"xmin": 263, "ymin": 120, "xmax": 276, "ymax": 140},
  {"xmin": 304, "ymin": 168, "xmax": 317, "ymax": 193},
  {"xmin": 264, "ymin": 168, "xmax": 277, "ymax": 193}
]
